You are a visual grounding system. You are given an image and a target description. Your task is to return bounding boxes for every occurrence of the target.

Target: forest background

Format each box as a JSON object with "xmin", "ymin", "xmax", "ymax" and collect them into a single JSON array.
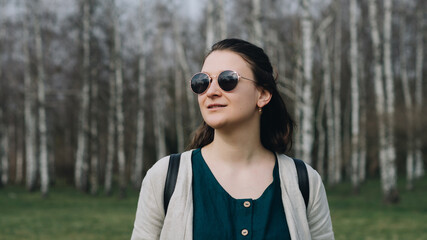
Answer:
[{"xmin": 0, "ymin": 0, "xmax": 425, "ymax": 208}]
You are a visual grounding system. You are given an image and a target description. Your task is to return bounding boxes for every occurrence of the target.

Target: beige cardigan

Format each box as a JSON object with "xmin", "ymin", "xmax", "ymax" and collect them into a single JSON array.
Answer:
[{"xmin": 131, "ymin": 150, "xmax": 334, "ymax": 240}]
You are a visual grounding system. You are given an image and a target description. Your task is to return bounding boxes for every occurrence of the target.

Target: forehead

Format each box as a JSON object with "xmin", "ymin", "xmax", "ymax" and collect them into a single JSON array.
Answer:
[{"xmin": 201, "ymin": 50, "xmax": 251, "ymax": 74}]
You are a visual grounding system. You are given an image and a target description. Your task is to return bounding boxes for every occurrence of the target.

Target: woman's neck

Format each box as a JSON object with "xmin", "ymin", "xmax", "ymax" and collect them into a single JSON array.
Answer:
[{"xmin": 202, "ymin": 125, "xmax": 271, "ymax": 166}]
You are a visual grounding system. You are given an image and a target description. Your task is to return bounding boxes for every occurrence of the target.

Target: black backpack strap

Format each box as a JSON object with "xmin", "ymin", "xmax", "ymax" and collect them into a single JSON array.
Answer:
[
  {"xmin": 163, "ymin": 153, "xmax": 181, "ymax": 215},
  {"xmin": 293, "ymin": 158, "xmax": 310, "ymax": 209}
]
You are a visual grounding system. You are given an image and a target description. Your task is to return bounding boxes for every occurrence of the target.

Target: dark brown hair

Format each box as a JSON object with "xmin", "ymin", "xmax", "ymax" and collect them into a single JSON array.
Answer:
[{"xmin": 187, "ymin": 38, "xmax": 294, "ymax": 153}]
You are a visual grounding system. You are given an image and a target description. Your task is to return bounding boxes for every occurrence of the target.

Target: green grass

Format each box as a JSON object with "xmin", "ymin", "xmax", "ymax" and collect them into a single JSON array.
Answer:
[
  {"xmin": 328, "ymin": 177, "xmax": 427, "ymax": 240},
  {"xmin": 0, "ymin": 177, "xmax": 426, "ymax": 240}
]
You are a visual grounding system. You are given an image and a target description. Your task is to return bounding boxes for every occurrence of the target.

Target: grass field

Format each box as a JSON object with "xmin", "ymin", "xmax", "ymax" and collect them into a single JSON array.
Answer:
[{"xmin": 1, "ymin": 177, "xmax": 426, "ymax": 240}]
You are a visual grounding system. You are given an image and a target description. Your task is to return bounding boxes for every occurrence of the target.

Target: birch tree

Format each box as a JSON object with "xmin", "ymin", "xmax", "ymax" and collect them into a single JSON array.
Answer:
[
  {"xmin": 206, "ymin": 0, "xmax": 227, "ymax": 49},
  {"xmin": 152, "ymin": 2, "xmax": 168, "ymax": 160},
  {"xmin": 332, "ymin": 0, "xmax": 342, "ymax": 184},
  {"xmin": 299, "ymin": 0, "xmax": 314, "ymax": 165},
  {"xmin": 33, "ymin": 0, "xmax": 49, "ymax": 197},
  {"xmin": 23, "ymin": 6, "xmax": 37, "ymax": 191},
  {"xmin": 251, "ymin": 0, "xmax": 263, "ymax": 46},
  {"xmin": 349, "ymin": 0, "xmax": 360, "ymax": 192},
  {"xmin": 86, "ymin": 0, "xmax": 99, "ymax": 196},
  {"xmin": 414, "ymin": 9, "xmax": 424, "ymax": 179},
  {"xmin": 318, "ymin": 16, "xmax": 334, "ymax": 183},
  {"xmin": 133, "ymin": 0, "xmax": 147, "ymax": 189},
  {"xmin": 358, "ymin": 54, "xmax": 367, "ymax": 182},
  {"xmin": 399, "ymin": 15, "xmax": 415, "ymax": 190},
  {"xmin": 15, "ymin": 123, "xmax": 24, "ymax": 184},
  {"xmin": 0, "ymin": 5, "xmax": 7, "ymax": 187},
  {"xmin": 383, "ymin": 0, "xmax": 397, "ymax": 195},
  {"xmin": 75, "ymin": 0, "xmax": 91, "ymax": 192},
  {"xmin": 368, "ymin": 0, "xmax": 398, "ymax": 203},
  {"xmin": 0, "ymin": 107, "xmax": 7, "ymax": 186},
  {"xmin": 112, "ymin": 0, "xmax": 127, "ymax": 198},
  {"xmin": 172, "ymin": 9, "xmax": 185, "ymax": 152},
  {"xmin": 104, "ymin": 48, "xmax": 116, "ymax": 195}
]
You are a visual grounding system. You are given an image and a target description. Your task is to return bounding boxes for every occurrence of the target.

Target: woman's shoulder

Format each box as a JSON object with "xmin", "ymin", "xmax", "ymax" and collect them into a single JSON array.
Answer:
[
  {"xmin": 145, "ymin": 150, "xmax": 194, "ymax": 180},
  {"xmin": 275, "ymin": 153, "xmax": 322, "ymax": 181}
]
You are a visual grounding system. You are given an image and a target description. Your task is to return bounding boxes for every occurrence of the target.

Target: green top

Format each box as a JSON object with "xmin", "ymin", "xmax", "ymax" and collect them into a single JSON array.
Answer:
[{"xmin": 192, "ymin": 148, "xmax": 291, "ymax": 240}]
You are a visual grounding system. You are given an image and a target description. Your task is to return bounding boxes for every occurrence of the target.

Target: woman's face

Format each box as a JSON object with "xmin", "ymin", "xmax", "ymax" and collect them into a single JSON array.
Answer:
[{"xmin": 198, "ymin": 50, "xmax": 271, "ymax": 130}]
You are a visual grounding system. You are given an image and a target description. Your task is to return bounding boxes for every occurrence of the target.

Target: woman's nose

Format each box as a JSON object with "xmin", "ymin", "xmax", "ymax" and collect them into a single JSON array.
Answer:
[{"xmin": 205, "ymin": 78, "xmax": 222, "ymax": 97}]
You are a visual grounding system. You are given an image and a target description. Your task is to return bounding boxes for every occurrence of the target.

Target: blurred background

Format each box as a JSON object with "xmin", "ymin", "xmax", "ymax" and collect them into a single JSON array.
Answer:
[{"xmin": 0, "ymin": 0, "xmax": 425, "ymax": 203}]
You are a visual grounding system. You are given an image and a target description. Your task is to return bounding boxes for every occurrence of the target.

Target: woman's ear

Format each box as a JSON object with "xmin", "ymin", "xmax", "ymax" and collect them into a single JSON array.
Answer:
[{"xmin": 257, "ymin": 88, "xmax": 272, "ymax": 108}]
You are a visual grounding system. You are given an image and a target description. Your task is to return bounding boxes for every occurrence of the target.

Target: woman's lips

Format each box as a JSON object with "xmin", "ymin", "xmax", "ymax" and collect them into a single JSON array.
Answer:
[{"xmin": 207, "ymin": 104, "xmax": 227, "ymax": 109}]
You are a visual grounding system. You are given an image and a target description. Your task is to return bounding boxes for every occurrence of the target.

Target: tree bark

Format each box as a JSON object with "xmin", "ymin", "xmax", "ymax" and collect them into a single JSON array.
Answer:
[
  {"xmin": 75, "ymin": 0, "xmax": 91, "ymax": 192},
  {"xmin": 112, "ymin": 0, "xmax": 127, "ymax": 198},
  {"xmin": 86, "ymin": 0, "xmax": 99, "ymax": 196},
  {"xmin": 133, "ymin": 0, "xmax": 147, "ymax": 190},
  {"xmin": 34, "ymin": 0, "xmax": 49, "ymax": 197},
  {"xmin": 299, "ymin": 0, "xmax": 314, "ymax": 165},
  {"xmin": 349, "ymin": 0, "xmax": 360, "ymax": 193},
  {"xmin": 218, "ymin": 0, "xmax": 227, "ymax": 39},
  {"xmin": 383, "ymin": 0, "xmax": 397, "ymax": 197},
  {"xmin": 23, "ymin": 8, "xmax": 37, "ymax": 191},
  {"xmin": 205, "ymin": 0, "xmax": 214, "ymax": 49},
  {"xmin": 315, "ymin": 94, "xmax": 325, "ymax": 178},
  {"xmin": 332, "ymin": 0, "xmax": 342, "ymax": 184},
  {"xmin": 0, "ymin": 108, "xmax": 7, "ymax": 186},
  {"xmin": 368, "ymin": 0, "xmax": 398, "ymax": 204},
  {"xmin": 153, "ymin": 4, "xmax": 167, "ymax": 160},
  {"xmin": 104, "ymin": 52, "xmax": 116, "ymax": 196},
  {"xmin": 414, "ymin": 9, "xmax": 424, "ymax": 179},
  {"xmin": 318, "ymin": 16, "xmax": 334, "ymax": 183},
  {"xmin": 399, "ymin": 16, "xmax": 415, "ymax": 190},
  {"xmin": 251, "ymin": 0, "xmax": 263, "ymax": 46}
]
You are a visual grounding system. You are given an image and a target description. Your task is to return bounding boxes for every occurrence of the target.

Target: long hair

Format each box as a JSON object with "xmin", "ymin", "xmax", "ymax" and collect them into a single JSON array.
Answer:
[{"xmin": 187, "ymin": 38, "xmax": 294, "ymax": 153}]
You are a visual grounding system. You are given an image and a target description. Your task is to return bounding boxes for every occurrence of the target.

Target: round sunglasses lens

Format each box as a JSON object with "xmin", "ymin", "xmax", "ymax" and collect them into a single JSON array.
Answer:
[
  {"xmin": 218, "ymin": 71, "xmax": 238, "ymax": 91},
  {"xmin": 191, "ymin": 73, "xmax": 210, "ymax": 94}
]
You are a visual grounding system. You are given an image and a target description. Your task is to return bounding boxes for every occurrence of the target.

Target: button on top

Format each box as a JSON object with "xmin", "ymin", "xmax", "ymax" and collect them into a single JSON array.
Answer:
[
  {"xmin": 241, "ymin": 229, "xmax": 249, "ymax": 236},
  {"xmin": 243, "ymin": 201, "xmax": 251, "ymax": 208}
]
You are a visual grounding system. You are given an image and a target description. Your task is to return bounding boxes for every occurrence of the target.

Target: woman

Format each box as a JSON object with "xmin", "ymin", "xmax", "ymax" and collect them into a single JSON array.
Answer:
[{"xmin": 131, "ymin": 38, "xmax": 334, "ymax": 240}]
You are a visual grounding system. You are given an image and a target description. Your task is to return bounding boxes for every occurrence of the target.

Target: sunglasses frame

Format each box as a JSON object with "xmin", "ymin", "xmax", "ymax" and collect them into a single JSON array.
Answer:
[{"xmin": 190, "ymin": 70, "xmax": 256, "ymax": 94}]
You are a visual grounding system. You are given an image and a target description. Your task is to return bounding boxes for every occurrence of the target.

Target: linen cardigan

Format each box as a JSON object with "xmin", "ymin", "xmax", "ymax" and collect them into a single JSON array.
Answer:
[{"xmin": 131, "ymin": 150, "xmax": 334, "ymax": 240}]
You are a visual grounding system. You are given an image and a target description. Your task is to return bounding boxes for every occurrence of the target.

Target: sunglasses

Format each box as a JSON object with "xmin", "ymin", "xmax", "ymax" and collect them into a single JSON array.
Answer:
[{"xmin": 190, "ymin": 70, "xmax": 256, "ymax": 94}]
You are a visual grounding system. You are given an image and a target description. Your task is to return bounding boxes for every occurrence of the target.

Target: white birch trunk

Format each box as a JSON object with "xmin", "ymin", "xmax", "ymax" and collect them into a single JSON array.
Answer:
[
  {"xmin": 294, "ymin": 49, "xmax": 303, "ymax": 158},
  {"xmin": 318, "ymin": 17, "xmax": 335, "ymax": 184},
  {"xmin": 113, "ymin": 1, "xmax": 127, "ymax": 198},
  {"xmin": 349, "ymin": 0, "xmax": 360, "ymax": 192},
  {"xmin": 251, "ymin": 0, "xmax": 263, "ymax": 46},
  {"xmin": 300, "ymin": 0, "xmax": 314, "ymax": 165},
  {"xmin": 205, "ymin": 1, "xmax": 214, "ymax": 49},
  {"xmin": 218, "ymin": 0, "xmax": 227, "ymax": 39},
  {"xmin": 383, "ymin": 0, "xmax": 397, "ymax": 195},
  {"xmin": 399, "ymin": 17, "xmax": 415, "ymax": 190},
  {"xmin": 153, "ymin": 6, "xmax": 167, "ymax": 160},
  {"xmin": 358, "ymin": 39, "xmax": 367, "ymax": 183},
  {"xmin": 133, "ymin": 0, "xmax": 147, "ymax": 189},
  {"xmin": 0, "ymin": 110, "xmax": 7, "ymax": 185},
  {"xmin": 174, "ymin": 62, "xmax": 185, "ymax": 152},
  {"xmin": 172, "ymin": 2, "xmax": 188, "ymax": 152},
  {"xmin": 15, "ymin": 125, "xmax": 24, "ymax": 184},
  {"xmin": 23, "ymin": 10, "xmax": 37, "ymax": 191},
  {"xmin": 88, "ymin": 9, "xmax": 99, "ymax": 197},
  {"xmin": 414, "ymin": 10, "xmax": 424, "ymax": 178},
  {"xmin": 104, "ymin": 54, "xmax": 116, "ymax": 195},
  {"xmin": 316, "ymin": 94, "xmax": 325, "ymax": 178},
  {"xmin": 332, "ymin": 0, "xmax": 342, "ymax": 184},
  {"xmin": 368, "ymin": 0, "xmax": 398, "ymax": 203},
  {"xmin": 75, "ymin": 0, "xmax": 91, "ymax": 192},
  {"xmin": 34, "ymin": 1, "xmax": 49, "ymax": 197}
]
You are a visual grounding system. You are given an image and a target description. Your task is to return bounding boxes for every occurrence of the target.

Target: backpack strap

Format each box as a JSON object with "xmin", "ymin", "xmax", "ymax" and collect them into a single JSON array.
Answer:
[
  {"xmin": 293, "ymin": 158, "xmax": 310, "ymax": 208},
  {"xmin": 163, "ymin": 153, "xmax": 181, "ymax": 215}
]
